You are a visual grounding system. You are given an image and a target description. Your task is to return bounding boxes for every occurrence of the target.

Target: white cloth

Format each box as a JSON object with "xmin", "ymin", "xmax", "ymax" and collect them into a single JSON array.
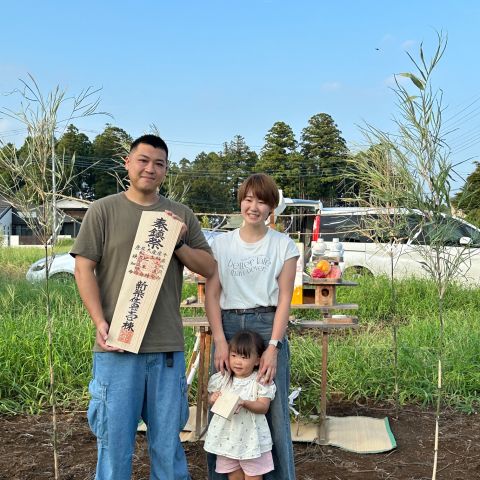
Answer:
[
  {"xmin": 204, "ymin": 372, "xmax": 276, "ymax": 460},
  {"xmin": 211, "ymin": 229, "xmax": 299, "ymax": 309}
]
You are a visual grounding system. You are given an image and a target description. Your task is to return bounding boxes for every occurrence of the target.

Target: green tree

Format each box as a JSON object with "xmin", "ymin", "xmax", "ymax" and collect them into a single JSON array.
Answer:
[
  {"xmin": 184, "ymin": 151, "xmax": 232, "ymax": 212},
  {"xmin": 55, "ymin": 124, "xmax": 93, "ymax": 198},
  {"xmin": 300, "ymin": 113, "xmax": 349, "ymax": 204},
  {"xmin": 454, "ymin": 162, "xmax": 480, "ymax": 225},
  {"xmin": 0, "ymin": 143, "xmax": 16, "ymax": 191},
  {"xmin": 221, "ymin": 135, "xmax": 258, "ymax": 205},
  {"xmin": 92, "ymin": 124, "xmax": 132, "ymax": 198},
  {"xmin": 256, "ymin": 121, "xmax": 301, "ymax": 197}
]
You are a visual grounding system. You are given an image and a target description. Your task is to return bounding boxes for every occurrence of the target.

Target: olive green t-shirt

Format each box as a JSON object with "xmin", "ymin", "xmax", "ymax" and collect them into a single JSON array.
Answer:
[{"xmin": 71, "ymin": 192, "xmax": 211, "ymax": 353}]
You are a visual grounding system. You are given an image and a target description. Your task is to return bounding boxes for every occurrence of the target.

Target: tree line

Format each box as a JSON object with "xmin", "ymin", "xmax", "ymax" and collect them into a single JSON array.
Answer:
[
  {"xmin": 1, "ymin": 113, "xmax": 351, "ymax": 212},
  {"xmin": 1, "ymin": 113, "xmax": 478, "ymax": 222}
]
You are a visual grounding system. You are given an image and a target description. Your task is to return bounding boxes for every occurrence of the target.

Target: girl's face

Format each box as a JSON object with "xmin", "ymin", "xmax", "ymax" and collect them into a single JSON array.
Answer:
[
  {"xmin": 229, "ymin": 349, "xmax": 260, "ymax": 378},
  {"xmin": 240, "ymin": 190, "xmax": 271, "ymax": 227}
]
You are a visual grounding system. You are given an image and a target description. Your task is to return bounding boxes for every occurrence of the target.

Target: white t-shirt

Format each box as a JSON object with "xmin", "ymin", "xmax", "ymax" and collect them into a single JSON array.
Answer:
[
  {"xmin": 212, "ymin": 229, "xmax": 299, "ymax": 309},
  {"xmin": 204, "ymin": 372, "xmax": 276, "ymax": 460}
]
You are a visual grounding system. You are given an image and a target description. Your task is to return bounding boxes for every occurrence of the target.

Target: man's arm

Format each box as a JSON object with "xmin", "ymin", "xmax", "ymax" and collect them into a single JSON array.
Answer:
[
  {"xmin": 175, "ymin": 245, "xmax": 215, "ymax": 279},
  {"xmin": 164, "ymin": 209, "xmax": 215, "ymax": 278},
  {"xmin": 74, "ymin": 255, "xmax": 122, "ymax": 352}
]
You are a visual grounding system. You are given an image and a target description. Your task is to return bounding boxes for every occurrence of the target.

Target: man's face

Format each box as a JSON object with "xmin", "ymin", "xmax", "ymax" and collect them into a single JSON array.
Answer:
[{"xmin": 125, "ymin": 143, "xmax": 168, "ymax": 195}]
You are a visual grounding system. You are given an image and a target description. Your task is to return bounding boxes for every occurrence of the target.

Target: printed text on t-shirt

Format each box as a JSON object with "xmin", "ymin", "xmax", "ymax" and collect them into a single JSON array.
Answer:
[{"xmin": 228, "ymin": 255, "xmax": 272, "ymax": 276}]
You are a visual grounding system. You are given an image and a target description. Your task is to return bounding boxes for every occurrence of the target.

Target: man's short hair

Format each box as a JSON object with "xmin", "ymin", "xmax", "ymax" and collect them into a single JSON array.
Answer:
[
  {"xmin": 237, "ymin": 173, "xmax": 279, "ymax": 211},
  {"xmin": 130, "ymin": 134, "xmax": 169, "ymax": 158}
]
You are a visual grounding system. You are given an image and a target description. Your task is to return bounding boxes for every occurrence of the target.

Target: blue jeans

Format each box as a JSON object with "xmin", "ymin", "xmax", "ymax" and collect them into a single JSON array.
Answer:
[
  {"xmin": 207, "ymin": 310, "xmax": 296, "ymax": 480},
  {"xmin": 88, "ymin": 351, "xmax": 191, "ymax": 480}
]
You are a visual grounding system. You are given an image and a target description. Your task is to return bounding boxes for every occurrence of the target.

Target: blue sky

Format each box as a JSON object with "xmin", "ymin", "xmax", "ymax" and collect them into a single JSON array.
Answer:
[{"xmin": 1, "ymin": 0, "xmax": 479, "ymax": 193}]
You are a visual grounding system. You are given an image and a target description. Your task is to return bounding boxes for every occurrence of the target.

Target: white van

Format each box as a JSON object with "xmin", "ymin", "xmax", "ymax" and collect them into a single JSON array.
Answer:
[{"xmin": 317, "ymin": 207, "xmax": 480, "ymax": 284}]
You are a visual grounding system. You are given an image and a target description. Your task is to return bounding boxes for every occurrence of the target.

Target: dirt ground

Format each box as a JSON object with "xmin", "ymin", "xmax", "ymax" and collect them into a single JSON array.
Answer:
[{"xmin": 1, "ymin": 402, "xmax": 479, "ymax": 480}]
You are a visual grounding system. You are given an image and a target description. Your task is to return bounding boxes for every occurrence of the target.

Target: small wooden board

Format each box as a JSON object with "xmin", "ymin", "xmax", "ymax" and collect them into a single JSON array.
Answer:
[{"xmin": 211, "ymin": 390, "xmax": 240, "ymax": 420}]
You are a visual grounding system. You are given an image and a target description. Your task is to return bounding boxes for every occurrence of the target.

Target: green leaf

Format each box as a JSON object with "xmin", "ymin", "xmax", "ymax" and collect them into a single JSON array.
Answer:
[{"xmin": 399, "ymin": 72, "xmax": 425, "ymax": 90}]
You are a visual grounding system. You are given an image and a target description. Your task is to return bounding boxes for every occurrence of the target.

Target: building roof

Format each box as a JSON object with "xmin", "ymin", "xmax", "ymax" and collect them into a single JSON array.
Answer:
[
  {"xmin": 56, "ymin": 198, "xmax": 91, "ymax": 209},
  {"xmin": 0, "ymin": 197, "xmax": 12, "ymax": 219}
]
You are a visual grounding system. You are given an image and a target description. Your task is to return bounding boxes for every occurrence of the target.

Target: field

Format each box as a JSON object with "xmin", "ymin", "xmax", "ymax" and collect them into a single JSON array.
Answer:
[{"xmin": 1, "ymin": 247, "xmax": 480, "ymax": 478}]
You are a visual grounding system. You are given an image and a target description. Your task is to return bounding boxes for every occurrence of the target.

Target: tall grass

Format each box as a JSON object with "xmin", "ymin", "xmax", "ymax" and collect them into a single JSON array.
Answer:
[
  {"xmin": 0, "ymin": 278, "xmax": 93, "ymax": 413},
  {"xmin": 1, "ymin": 253, "xmax": 479, "ymax": 415},
  {"xmin": 290, "ymin": 276, "xmax": 480, "ymax": 414},
  {"xmin": 0, "ymin": 244, "xmax": 72, "ymax": 280}
]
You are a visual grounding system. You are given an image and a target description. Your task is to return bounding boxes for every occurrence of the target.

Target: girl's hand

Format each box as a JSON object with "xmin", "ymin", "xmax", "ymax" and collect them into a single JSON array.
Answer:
[
  {"xmin": 234, "ymin": 399, "xmax": 245, "ymax": 414},
  {"xmin": 209, "ymin": 391, "xmax": 221, "ymax": 405},
  {"xmin": 214, "ymin": 338, "xmax": 230, "ymax": 375},
  {"xmin": 258, "ymin": 346, "xmax": 278, "ymax": 385}
]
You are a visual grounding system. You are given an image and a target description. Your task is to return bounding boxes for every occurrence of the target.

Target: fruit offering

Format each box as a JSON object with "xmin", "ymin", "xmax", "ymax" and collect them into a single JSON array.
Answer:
[
  {"xmin": 316, "ymin": 259, "xmax": 331, "ymax": 274},
  {"xmin": 311, "ymin": 259, "xmax": 331, "ymax": 278},
  {"xmin": 326, "ymin": 264, "xmax": 342, "ymax": 279}
]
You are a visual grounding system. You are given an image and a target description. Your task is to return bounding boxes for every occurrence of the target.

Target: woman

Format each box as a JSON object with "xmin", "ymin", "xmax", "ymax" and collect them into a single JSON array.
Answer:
[{"xmin": 206, "ymin": 173, "xmax": 299, "ymax": 480}]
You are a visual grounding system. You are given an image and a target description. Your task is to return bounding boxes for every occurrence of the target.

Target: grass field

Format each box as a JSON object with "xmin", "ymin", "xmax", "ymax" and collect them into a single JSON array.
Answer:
[{"xmin": 1, "ymin": 247, "xmax": 479, "ymax": 415}]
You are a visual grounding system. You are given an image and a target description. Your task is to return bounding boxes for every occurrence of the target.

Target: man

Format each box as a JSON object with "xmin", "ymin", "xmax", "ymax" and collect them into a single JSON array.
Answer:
[{"xmin": 71, "ymin": 134, "xmax": 215, "ymax": 480}]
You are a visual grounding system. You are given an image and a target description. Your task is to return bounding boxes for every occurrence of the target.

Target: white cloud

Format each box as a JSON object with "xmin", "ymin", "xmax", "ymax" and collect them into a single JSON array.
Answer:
[
  {"xmin": 380, "ymin": 34, "xmax": 395, "ymax": 46},
  {"xmin": 321, "ymin": 82, "xmax": 341, "ymax": 92},
  {"xmin": 401, "ymin": 39, "xmax": 416, "ymax": 51}
]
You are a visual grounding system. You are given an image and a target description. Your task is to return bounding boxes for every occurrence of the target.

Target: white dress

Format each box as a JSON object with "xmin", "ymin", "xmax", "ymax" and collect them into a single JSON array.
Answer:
[{"xmin": 204, "ymin": 372, "xmax": 276, "ymax": 460}]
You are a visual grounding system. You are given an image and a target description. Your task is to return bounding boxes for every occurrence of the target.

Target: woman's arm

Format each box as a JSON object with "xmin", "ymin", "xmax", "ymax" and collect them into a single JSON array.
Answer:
[
  {"xmin": 258, "ymin": 256, "xmax": 298, "ymax": 384},
  {"xmin": 205, "ymin": 265, "xmax": 230, "ymax": 374}
]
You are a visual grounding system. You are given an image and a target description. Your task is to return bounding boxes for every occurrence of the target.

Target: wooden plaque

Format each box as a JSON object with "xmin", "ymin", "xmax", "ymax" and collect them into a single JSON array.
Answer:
[
  {"xmin": 106, "ymin": 212, "xmax": 183, "ymax": 353},
  {"xmin": 211, "ymin": 390, "xmax": 240, "ymax": 420}
]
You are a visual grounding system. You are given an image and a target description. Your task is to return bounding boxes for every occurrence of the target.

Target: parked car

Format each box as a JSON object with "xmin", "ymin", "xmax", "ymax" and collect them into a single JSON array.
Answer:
[
  {"xmin": 26, "ymin": 253, "xmax": 75, "ymax": 282},
  {"xmin": 317, "ymin": 207, "xmax": 480, "ymax": 284},
  {"xmin": 26, "ymin": 229, "xmax": 223, "ymax": 282}
]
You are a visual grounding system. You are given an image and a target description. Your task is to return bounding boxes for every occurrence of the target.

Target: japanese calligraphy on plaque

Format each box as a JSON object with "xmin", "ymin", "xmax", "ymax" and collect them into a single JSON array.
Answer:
[{"xmin": 106, "ymin": 212, "xmax": 183, "ymax": 353}]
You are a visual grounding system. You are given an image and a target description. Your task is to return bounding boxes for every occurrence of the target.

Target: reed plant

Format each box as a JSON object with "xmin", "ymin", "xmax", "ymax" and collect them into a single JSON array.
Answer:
[
  {"xmin": 348, "ymin": 32, "xmax": 477, "ymax": 478},
  {"xmin": 0, "ymin": 76, "xmax": 104, "ymax": 479}
]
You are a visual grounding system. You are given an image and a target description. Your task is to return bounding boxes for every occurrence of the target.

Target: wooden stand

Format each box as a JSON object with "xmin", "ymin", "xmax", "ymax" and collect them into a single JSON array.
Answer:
[
  {"xmin": 184, "ymin": 258, "xmax": 359, "ymax": 444},
  {"xmin": 182, "ymin": 317, "xmax": 211, "ymax": 440},
  {"xmin": 294, "ymin": 255, "xmax": 358, "ymax": 444}
]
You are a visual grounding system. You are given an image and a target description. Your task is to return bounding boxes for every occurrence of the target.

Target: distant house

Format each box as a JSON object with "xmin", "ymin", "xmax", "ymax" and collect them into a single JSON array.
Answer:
[
  {"xmin": 56, "ymin": 198, "xmax": 90, "ymax": 237},
  {"xmin": 0, "ymin": 197, "xmax": 13, "ymax": 238},
  {"xmin": 0, "ymin": 196, "xmax": 91, "ymax": 244}
]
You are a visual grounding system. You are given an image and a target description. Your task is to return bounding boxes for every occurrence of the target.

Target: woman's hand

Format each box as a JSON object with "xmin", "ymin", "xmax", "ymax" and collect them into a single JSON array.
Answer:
[
  {"xmin": 258, "ymin": 346, "xmax": 278, "ymax": 384},
  {"xmin": 214, "ymin": 338, "xmax": 230, "ymax": 375}
]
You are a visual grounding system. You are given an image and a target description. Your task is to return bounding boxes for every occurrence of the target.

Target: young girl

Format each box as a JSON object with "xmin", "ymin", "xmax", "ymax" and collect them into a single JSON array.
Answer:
[
  {"xmin": 206, "ymin": 173, "xmax": 298, "ymax": 480},
  {"xmin": 204, "ymin": 330, "xmax": 276, "ymax": 480}
]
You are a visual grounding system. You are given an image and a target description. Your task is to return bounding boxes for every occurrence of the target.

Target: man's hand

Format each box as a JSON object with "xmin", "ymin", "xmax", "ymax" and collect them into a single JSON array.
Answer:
[
  {"xmin": 164, "ymin": 210, "xmax": 187, "ymax": 241},
  {"xmin": 96, "ymin": 320, "xmax": 124, "ymax": 352}
]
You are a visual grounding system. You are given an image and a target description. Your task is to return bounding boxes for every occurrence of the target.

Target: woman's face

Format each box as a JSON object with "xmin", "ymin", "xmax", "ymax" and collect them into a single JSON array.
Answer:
[{"xmin": 240, "ymin": 190, "xmax": 271, "ymax": 226}]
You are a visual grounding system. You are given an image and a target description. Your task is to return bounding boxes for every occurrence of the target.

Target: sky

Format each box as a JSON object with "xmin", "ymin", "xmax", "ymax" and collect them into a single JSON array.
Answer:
[{"xmin": 1, "ymin": 0, "xmax": 479, "ymax": 194}]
